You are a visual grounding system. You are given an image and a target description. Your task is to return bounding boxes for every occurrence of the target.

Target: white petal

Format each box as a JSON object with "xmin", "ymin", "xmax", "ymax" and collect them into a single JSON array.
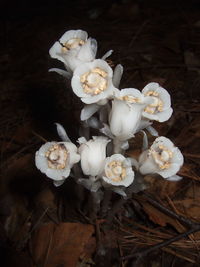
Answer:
[
  {"xmin": 80, "ymin": 104, "xmax": 100, "ymax": 121},
  {"xmin": 139, "ymin": 156, "xmax": 158, "ymax": 175},
  {"xmin": 77, "ymin": 38, "xmax": 96, "ymax": 61},
  {"xmin": 71, "ymin": 73, "xmax": 88, "ymax": 98},
  {"xmin": 63, "ymin": 55, "xmax": 82, "ymax": 72},
  {"xmin": 142, "ymin": 82, "xmax": 160, "ymax": 93},
  {"xmin": 158, "ymin": 163, "xmax": 181, "ymax": 178},
  {"xmin": 49, "ymin": 41, "xmax": 66, "ymax": 64},
  {"xmin": 109, "ymin": 99, "xmax": 143, "ymax": 140},
  {"xmin": 35, "ymin": 151, "xmax": 48, "ymax": 171},
  {"xmin": 119, "ymin": 88, "xmax": 142, "ymax": 98},
  {"xmin": 70, "ymin": 153, "xmax": 80, "ymax": 166},
  {"xmin": 152, "ymin": 136, "xmax": 174, "ymax": 150},
  {"xmin": 171, "ymin": 147, "xmax": 184, "ymax": 165},
  {"xmin": 157, "ymin": 87, "xmax": 171, "ymax": 109},
  {"xmin": 81, "ymin": 94, "xmax": 105, "ymax": 104},
  {"xmin": 46, "ymin": 167, "xmax": 70, "ymax": 180},
  {"xmin": 64, "ymin": 141, "xmax": 78, "ymax": 153},
  {"xmin": 37, "ymin": 142, "xmax": 56, "ymax": 156},
  {"xmin": 59, "ymin": 30, "xmax": 88, "ymax": 43},
  {"xmin": 79, "ymin": 136, "xmax": 109, "ymax": 176},
  {"xmin": 142, "ymin": 107, "xmax": 173, "ymax": 122},
  {"xmin": 55, "ymin": 123, "xmax": 71, "ymax": 142},
  {"xmin": 156, "ymin": 108, "xmax": 173, "ymax": 122},
  {"xmin": 102, "ymin": 171, "xmax": 134, "ymax": 187},
  {"xmin": 107, "ymin": 153, "xmax": 126, "ymax": 162}
]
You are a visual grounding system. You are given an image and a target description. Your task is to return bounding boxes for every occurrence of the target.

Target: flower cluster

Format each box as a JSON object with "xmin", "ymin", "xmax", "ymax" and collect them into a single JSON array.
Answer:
[{"xmin": 35, "ymin": 29, "xmax": 184, "ymax": 197}]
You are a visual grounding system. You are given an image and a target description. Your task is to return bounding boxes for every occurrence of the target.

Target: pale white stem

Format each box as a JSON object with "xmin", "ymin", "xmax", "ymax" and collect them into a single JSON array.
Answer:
[{"xmin": 113, "ymin": 138, "xmax": 125, "ymax": 154}]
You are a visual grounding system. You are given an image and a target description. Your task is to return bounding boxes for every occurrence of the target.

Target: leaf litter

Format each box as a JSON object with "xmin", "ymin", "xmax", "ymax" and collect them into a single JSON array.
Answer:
[{"xmin": 1, "ymin": 0, "xmax": 200, "ymax": 266}]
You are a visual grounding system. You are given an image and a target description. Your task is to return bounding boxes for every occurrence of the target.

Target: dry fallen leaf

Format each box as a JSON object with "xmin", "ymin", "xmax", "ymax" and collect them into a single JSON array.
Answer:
[
  {"xmin": 139, "ymin": 200, "xmax": 184, "ymax": 233},
  {"xmin": 31, "ymin": 222, "xmax": 95, "ymax": 267}
]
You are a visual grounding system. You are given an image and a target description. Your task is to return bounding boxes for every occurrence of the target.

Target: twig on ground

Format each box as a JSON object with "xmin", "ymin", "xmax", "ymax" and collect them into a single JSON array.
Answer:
[
  {"xmin": 121, "ymin": 224, "xmax": 200, "ymax": 265},
  {"xmin": 142, "ymin": 192, "xmax": 197, "ymax": 227}
]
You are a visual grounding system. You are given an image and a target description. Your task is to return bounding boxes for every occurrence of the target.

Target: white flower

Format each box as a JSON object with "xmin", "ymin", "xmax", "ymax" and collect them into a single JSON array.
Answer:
[
  {"xmin": 71, "ymin": 59, "xmax": 116, "ymax": 104},
  {"xmin": 142, "ymin": 82, "xmax": 173, "ymax": 122},
  {"xmin": 78, "ymin": 136, "xmax": 110, "ymax": 176},
  {"xmin": 49, "ymin": 30, "xmax": 97, "ymax": 73},
  {"xmin": 102, "ymin": 154, "xmax": 134, "ymax": 187},
  {"xmin": 35, "ymin": 141, "xmax": 80, "ymax": 184},
  {"xmin": 139, "ymin": 136, "xmax": 184, "ymax": 178},
  {"xmin": 109, "ymin": 88, "xmax": 152, "ymax": 141}
]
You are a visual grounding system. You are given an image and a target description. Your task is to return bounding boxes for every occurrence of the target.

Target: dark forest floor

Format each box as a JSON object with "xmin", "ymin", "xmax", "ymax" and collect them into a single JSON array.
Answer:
[{"xmin": 1, "ymin": 0, "xmax": 200, "ymax": 266}]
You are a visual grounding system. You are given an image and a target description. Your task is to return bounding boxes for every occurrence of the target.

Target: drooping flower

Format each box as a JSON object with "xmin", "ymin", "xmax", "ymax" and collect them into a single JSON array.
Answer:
[
  {"xmin": 35, "ymin": 141, "xmax": 80, "ymax": 186},
  {"xmin": 102, "ymin": 154, "xmax": 134, "ymax": 187},
  {"xmin": 78, "ymin": 136, "xmax": 110, "ymax": 177},
  {"xmin": 139, "ymin": 136, "xmax": 184, "ymax": 179},
  {"xmin": 109, "ymin": 88, "xmax": 152, "ymax": 141},
  {"xmin": 49, "ymin": 30, "xmax": 97, "ymax": 73},
  {"xmin": 71, "ymin": 59, "xmax": 116, "ymax": 104},
  {"xmin": 142, "ymin": 82, "xmax": 173, "ymax": 122}
]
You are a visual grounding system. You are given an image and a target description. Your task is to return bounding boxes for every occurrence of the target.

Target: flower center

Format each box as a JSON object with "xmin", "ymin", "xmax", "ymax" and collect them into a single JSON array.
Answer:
[
  {"xmin": 61, "ymin": 38, "xmax": 85, "ymax": 52},
  {"xmin": 45, "ymin": 144, "xmax": 68, "ymax": 169},
  {"xmin": 80, "ymin": 68, "xmax": 108, "ymax": 95},
  {"xmin": 105, "ymin": 160, "xmax": 126, "ymax": 182},
  {"xmin": 144, "ymin": 90, "xmax": 163, "ymax": 114},
  {"xmin": 150, "ymin": 145, "xmax": 173, "ymax": 169},
  {"xmin": 119, "ymin": 95, "xmax": 141, "ymax": 103}
]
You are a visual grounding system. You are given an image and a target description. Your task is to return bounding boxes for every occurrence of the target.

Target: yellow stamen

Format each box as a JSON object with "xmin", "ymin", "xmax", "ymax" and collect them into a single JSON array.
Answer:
[
  {"xmin": 45, "ymin": 144, "xmax": 68, "ymax": 170},
  {"xmin": 81, "ymin": 68, "xmax": 108, "ymax": 95},
  {"xmin": 144, "ymin": 90, "xmax": 163, "ymax": 114},
  {"xmin": 61, "ymin": 38, "xmax": 85, "ymax": 53},
  {"xmin": 105, "ymin": 160, "xmax": 127, "ymax": 182}
]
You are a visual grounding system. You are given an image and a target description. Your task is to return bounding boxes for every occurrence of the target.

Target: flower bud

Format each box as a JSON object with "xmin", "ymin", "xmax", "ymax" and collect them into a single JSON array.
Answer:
[{"xmin": 78, "ymin": 136, "xmax": 110, "ymax": 176}]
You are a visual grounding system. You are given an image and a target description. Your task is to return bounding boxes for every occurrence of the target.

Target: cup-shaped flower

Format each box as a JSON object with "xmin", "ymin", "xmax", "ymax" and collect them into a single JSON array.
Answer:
[
  {"xmin": 139, "ymin": 136, "xmax": 184, "ymax": 178},
  {"xmin": 78, "ymin": 136, "xmax": 110, "ymax": 177},
  {"xmin": 142, "ymin": 82, "xmax": 173, "ymax": 122},
  {"xmin": 109, "ymin": 88, "xmax": 152, "ymax": 141},
  {"xmin": 71, "ymin": 59, "xmax": 116, "ymax": 104},
  {"xmin": 102, "ymin": 154, "xmax": 134, "ymax": 187},
  {"xmin": 49, "ymin": 30, "xmax": 97, "ymax": 72},
  {"xmin": 35, "ymin": 141, "xmax": 80, "ymax": 182}
]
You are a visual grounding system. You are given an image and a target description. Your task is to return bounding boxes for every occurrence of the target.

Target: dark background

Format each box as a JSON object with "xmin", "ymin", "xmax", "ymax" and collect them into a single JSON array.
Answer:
[{"xmin": 1, "ymin": 0, "xmax": 200, "ymax": 266}]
